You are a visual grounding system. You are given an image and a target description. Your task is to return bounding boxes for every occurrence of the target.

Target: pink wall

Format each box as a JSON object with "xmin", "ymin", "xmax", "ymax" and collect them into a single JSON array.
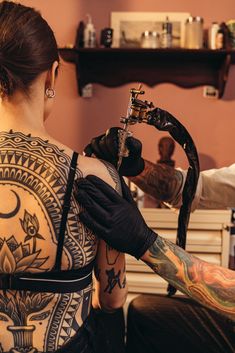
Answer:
[{"xmin": 20, "ymin": 0, "xmax": 235, "ymax": 169}]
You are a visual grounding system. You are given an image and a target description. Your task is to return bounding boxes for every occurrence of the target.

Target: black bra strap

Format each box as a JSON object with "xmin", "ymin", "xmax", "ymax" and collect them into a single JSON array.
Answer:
[{"xmin": 54, "ymin": 151, "xmax": 78, "ymax": 271}]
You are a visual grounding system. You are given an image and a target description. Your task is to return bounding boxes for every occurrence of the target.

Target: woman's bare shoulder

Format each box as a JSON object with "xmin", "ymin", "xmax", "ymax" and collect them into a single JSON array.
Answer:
[
  {"xmin": 42, "ymin": 135, "xmax": 120, "ymax": 191},
  {"xmin": 78, "ymin": 155, "xmax": 120, "ymax": 191}
]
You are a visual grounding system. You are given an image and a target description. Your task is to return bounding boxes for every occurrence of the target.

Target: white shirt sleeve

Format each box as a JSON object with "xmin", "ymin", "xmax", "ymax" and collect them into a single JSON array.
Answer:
[{"xmin": 170, "ymin": 164, "xmax": 235, "ymax": 210}]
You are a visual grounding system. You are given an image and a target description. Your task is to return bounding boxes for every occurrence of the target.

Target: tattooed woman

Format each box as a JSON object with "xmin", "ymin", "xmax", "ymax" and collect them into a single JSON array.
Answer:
[{"xmin": 0, "ymin": 2, "xmax": 127, "ymax": 353}]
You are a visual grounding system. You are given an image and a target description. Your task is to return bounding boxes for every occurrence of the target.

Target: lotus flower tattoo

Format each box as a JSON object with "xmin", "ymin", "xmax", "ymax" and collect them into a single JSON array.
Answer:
[
  {"xmin": 0, "ymin": 236, "xmax": 48, "ymax": 274},
  {"xmin": 20, "ymin": 210, "xmax": 45, "ymax": 253}
]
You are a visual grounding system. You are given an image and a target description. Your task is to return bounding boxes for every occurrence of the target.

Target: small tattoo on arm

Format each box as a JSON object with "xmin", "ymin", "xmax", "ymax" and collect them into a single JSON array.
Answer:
[
  {"xmin": 104, "ymin": 268, "xmax": 122, "ymax": 294},
  {"xmin": 106, "ymin": 244, "xmax": 120, "ymax": 265}
]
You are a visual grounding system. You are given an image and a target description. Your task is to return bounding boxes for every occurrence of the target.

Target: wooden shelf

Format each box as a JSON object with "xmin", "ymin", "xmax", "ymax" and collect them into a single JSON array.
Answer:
[{"xmin": 59, "ymin": 47, "xmax": 235, "ymax": 98}]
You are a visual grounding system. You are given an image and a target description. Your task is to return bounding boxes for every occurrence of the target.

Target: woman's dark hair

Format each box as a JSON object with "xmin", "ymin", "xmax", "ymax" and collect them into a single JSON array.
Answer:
[{"xmin": 0, "ymin": 1, "xmax": 59, "ymax": 98}]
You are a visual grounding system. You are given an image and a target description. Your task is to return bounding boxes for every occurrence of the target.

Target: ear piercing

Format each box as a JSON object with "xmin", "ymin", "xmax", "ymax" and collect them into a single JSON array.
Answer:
[{"xmin": 45, "ymin": 88, "xmax": 56, "ymax": 98}]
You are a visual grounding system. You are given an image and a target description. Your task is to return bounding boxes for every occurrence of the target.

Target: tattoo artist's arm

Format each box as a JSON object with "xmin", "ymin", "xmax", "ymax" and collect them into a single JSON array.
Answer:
[
  {"xmin": 196, "ymin": 164, "xmax": 235, "ymax": 209},
  {"xmin": 141, "ymin": 236, "xmax": 235, "ymax": 320},
  {"xmin": 76, "ymin": 174, "xmax": 234, "ymax": 318},
  {"xmin": 131, "ymin": 161, "xmax": 235, "ymax": 210},
  {"xmin": 129, "ymin": 159, "xmax": 184, "ymax": 203}
]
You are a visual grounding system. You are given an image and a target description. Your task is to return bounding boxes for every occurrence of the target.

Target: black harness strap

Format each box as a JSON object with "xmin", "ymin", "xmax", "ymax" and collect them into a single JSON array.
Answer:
[
  {"xmin": 0, "ymin": 260, "xmax": 94, "ymax": 293},
  {"xmin": 54, "ymin": 151, "xmax": 78, "ymax": 271}
]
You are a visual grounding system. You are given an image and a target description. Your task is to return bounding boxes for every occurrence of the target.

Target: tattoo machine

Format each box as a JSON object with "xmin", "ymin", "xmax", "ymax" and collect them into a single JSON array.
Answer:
[
  {"xmin": 117, "ymin": 85, "xmax": 154, "ymax": 170},
  {"xmin": 118, "ymin": 86, "xmax": 200, "ymax": 296}
]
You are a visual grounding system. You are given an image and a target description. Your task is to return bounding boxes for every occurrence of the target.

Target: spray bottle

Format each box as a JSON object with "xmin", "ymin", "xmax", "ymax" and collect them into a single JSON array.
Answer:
[{"xmin": 84, "ymin": 14, "xmax": 96, "ymax": 48}]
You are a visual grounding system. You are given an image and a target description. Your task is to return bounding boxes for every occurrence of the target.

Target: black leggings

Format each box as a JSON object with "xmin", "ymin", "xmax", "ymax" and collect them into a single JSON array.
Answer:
[
  {"xmin": 126, "ymin": 294, "xmax": 235, "ymax": 353},
  {"xmin": 55, "ymin": 307, "xmax": 125, "ymax": 353}
]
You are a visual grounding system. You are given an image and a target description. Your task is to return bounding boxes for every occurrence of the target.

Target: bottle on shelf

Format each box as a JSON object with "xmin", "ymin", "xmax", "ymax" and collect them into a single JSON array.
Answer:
[
  {"xmin": 75, "ymin": 21, "xmax": 85, "ymax": 48},
  {"xmin": 161, "ymin": 17, "xmax": 173, "ymax": 48},
  {"xmin": 84, "ymin": 14, "xmax": 96, "ymax": 48},
  {"xmin": 208, "ymin": 22, "xmax": 220, "ymax": 49},
  {"xmin": 184, "ymin": 16, "xmax": 204, "ymax": 49}
]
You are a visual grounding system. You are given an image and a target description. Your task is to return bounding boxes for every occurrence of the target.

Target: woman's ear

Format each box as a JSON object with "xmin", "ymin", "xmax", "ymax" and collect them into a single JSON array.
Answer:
[
  {"xmin": 44, "ymin": 61, "xmax": 59, "ymax": 121},
  {"xmin": 45, "ymin": 61, "xmax": 59, "ymax": 90}
]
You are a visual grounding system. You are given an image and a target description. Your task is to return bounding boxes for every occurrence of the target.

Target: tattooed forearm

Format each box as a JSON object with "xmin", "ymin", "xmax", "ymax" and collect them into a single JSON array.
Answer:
[
  {"xmin": 142, "ymin": 235, "xmax": 235, "ymax": 320},
  {"xmin": 129, "ymin": 159, "xmax": 183, "ymax": 202}
]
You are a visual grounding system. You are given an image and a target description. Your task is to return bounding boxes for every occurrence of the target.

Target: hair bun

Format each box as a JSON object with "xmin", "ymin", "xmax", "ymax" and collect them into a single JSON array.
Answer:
[{"xmin": 0, "ymin": 1, "xmax": 59, "ymax": 98}]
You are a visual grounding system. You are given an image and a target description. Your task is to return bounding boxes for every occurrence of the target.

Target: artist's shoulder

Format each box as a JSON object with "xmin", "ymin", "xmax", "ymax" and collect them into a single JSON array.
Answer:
[{"xmin": 78, "ymin": 155, "xmax": 120, "ymax": 189}]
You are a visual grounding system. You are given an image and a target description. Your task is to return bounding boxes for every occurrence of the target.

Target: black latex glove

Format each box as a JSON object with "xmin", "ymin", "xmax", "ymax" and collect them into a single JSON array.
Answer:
[
  {"xmin": 83, "ymin": 127, "xmax": 144, "ymax": 177},
  {"xmin": 76, "ymin": 175, "xmax": 157, "ymax": 259}
]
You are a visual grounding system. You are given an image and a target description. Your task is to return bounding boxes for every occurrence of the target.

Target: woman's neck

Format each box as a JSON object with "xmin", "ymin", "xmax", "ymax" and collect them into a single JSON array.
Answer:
[{"xmin": 0, "ymin": 87, "xmax": 47, "ymax": 135}]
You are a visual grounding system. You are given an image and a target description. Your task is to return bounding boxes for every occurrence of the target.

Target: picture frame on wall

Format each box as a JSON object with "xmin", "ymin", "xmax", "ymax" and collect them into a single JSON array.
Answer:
[{"xmin": 111, "ymin": 12, "xmax": 190, "ymax": 48}]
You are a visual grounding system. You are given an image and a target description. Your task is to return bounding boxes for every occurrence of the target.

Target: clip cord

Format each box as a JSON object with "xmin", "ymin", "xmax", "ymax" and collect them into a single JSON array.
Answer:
[{"xmin": 147, "ymin": 108, "xmax": 200, "ymax": 296}]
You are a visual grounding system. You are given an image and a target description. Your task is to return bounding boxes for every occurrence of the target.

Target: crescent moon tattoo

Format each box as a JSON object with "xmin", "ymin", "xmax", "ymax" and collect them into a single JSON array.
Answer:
[{"xmin": 0, "ymin": 190, "xmax": 20, "ymax": 218}]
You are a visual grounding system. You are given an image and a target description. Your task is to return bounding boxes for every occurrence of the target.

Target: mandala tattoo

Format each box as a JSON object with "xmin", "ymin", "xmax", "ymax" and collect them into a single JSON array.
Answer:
[{"xmin": 0, "ymin": 131, "xmax": 97, "ymax": 353}]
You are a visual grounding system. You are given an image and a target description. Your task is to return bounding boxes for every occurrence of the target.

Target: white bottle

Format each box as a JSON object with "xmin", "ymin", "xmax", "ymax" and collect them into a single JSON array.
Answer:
[
  {"xmin": 84, "ymin": 14, "xmax": 96, "ymax": 48},
  {"xmin": 208, "ymin": 22, "xmax": 220, "ymax": 49}
]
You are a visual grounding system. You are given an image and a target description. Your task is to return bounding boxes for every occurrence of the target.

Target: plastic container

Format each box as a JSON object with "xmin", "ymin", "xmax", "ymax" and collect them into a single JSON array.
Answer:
[
  {"xmin": 141, "ymin": 31, "xmax": 160, "ymax": 48},
  {"xmin": 185, "ymin": 16, "xmax": 204, "ymax": 49}
]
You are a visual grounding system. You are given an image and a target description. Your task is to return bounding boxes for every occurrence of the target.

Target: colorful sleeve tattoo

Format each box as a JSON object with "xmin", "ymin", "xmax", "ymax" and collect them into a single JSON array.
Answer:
[{"xmin": 142, "ymin": 235, "xmax": 235, "ymax": 320}]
